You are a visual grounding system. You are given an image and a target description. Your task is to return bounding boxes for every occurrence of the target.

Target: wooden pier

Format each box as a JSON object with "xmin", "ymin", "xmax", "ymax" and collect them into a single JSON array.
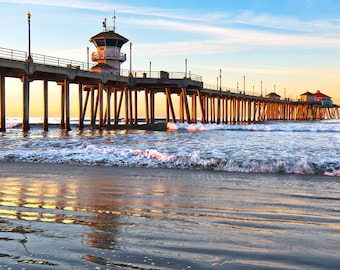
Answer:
[{"xmin": 0, "ymin": 47, "xmax": 339, "ymax": 132}]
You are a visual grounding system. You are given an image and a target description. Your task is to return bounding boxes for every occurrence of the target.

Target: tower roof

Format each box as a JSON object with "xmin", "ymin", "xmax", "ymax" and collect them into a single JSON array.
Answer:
[
  {"xmin": 266, "ymin": 92, "xmax": 281, "ymax": 97},
  {"xmin": 314, "ymin": 90, "xmax": 330, "ymax": 98},
  {"xmin": 300, "ymin": 91, "xmax": 314, "ymax": 96},
  {"xmin": 89, "ymin": 31, "xmax": 129, "ymax": 48}
]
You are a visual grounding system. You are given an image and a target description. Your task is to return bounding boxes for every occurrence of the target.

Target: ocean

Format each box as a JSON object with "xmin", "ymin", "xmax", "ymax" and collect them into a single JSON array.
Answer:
[
  {"xmin": 1, "ymin": 118, "xmax": 340, "ymax": 176},
  {"xmin": 0, "ymin": 119, "xmax": 339, "ymax": 269}
]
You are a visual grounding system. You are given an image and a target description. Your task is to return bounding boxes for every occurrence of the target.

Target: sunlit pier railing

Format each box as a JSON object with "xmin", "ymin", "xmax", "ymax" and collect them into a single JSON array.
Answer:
[
  {"xmin": 0, "ymin": 47, "xmax": 94, "ymax": 70},
  {"xmin": 0, "ymin": 47, "xmax": 27, "ymax": 61},
  {"xmin": 0, "ymin": 47, "xmax": 203, "ymax": 82},
  {"xmin": 203, "ymin": 83, "xmax": 262, "ymax": 98},
  {"xmin": 32, "ymin": 52, "xmax": 94, "ymax": 71},
  {"xmin": 120, "ymin": 69, "xmax": 202, "ymax": 82},
  {"xmin": 0, "ymin": 47, "xmax": 260, "ymax": 97}
]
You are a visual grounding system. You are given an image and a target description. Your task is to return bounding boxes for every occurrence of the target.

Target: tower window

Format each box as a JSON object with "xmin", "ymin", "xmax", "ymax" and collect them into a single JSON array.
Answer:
[
  {"xmin": 106, "ymin": 39, "xmax": 125, "ymax": 47},
  {"xmin": 95, "ymin": 39, "xmax": 105, "ymax": 47}
]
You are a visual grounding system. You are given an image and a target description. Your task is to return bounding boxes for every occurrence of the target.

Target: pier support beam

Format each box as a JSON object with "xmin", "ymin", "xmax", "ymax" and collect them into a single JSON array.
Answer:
[
  {"xmin": 224, "ymin": 98, "xmax": 229, "ymax": 123},
  {"xmin": 43, "ymin": 80, "xmax": 48, "ymax": 131},
  {"xmin": 129, "ymin": 87, "xmax": 133, "ymax": 124},
  {"xmin": 198, "ymin": 91, "xmax": 206, "ymax": 123},
  {"xmin": 166, "ymin": 92, "xmax": 169, "ymax": 123},
  {"xmin": 90, "ymin": 88, "xmax": 95, "ymax": 128},
  {"xmin": 165, "ymin": 88, "xmax": 176, "ymax": 123},
  {"xmin": 98, "ymin": 83, "xmax": 104, "ymax": 129},
  {"xmin": 82, "ymin": 90, "xmax": 90, "ymax": 127},
  {"xmin": 248, "ymin": 100, "xmax": 252, "ymax": 122},
  {"xmin": 63, "ymin": 79, "xmax": 71, "ymax": 131},
  {"xmin": 117, "ymin": 90, "xmax": 124, "ymax": 125},
  {"xmin": 179, "ymin": 91, "xmax": 184, "ymax": 123},
  {"xmin": 106, "ymin": 87, "xmax": 111, "ymax": 127},
  {"xmin": 22, "ymin": 74, "xmax": 30, "ymax": 132},
  {"xmin": 78, "ymin": 84, "xmax": 83, "ymax": 130},
  {"xmin": 217, "ymin": 97, "xmax": 221, "ymax": 124},
  {"xmin": 144, "ymin": 88, "xmax": 149, "ymax": 124},
  {"xmin": 60, "ymin": 82, "xmax": 65, "ymax": 129},
  {"xmin": 124, "ymin": 87, "xmax": 129, "ymax": 124},
  {"xmin": 182, "ymin": 87, "xmax": 191, "ymax": 123},
  {"xmin": 150, "ymin": 91, "xmax": 155, "ymax": 123},
  {"xmin": 191, "ymin": 92, "xmax": 197, "ymax": 123},
  {"xmin": 113, "ymin": 90, "xmax": 118, "ymax": 125},
  {"xmin": 0, "ymin": 74, "xmax": 5, "ymax": 131},
  {"xmin": 134, "ymin": 89, "xmax": 138, "ymax": 124}
]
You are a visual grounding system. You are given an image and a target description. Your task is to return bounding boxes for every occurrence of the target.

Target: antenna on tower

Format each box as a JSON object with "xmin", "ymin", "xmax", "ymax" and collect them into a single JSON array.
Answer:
[
  {"xmin": 102, "ymin": 18, "xmax": 107, "ymax": 31},
  {"xmin": 112, "ymin": 10, "xmax": 116, "ymax": 32}
]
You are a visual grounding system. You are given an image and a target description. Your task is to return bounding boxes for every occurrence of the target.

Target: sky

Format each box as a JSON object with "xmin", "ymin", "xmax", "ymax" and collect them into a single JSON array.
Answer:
[{"xmin": 1, "ymin": 0, "xmax": 340, "ymax": 116}]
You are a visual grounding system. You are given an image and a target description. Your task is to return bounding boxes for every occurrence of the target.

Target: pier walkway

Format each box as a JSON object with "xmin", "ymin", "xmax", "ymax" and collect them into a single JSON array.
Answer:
[{"xmin": 0, "ymin": 47, "xmax": 339, "ymax": 131}]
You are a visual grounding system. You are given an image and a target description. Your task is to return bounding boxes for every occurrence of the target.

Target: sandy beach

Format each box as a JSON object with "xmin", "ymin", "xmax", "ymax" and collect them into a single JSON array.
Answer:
[{"xmin": 0, "ymin": 162, "xmax": 339, "ymax": 269}]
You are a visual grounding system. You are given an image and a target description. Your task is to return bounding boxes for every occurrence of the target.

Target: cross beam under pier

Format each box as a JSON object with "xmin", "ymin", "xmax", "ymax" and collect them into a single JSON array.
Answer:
[{"xmin": 0, "ymin": 52, "xmax": 339, "ymax": 132}]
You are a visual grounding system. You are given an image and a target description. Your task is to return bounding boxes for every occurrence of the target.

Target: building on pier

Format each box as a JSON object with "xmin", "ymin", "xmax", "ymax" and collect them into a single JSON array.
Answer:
[
  {"xmin": 300, "ymin": 91, "xmax": 315, "ymax": 103},
  {"xmin": 89, "ymin": 18, "xmax": 128, "ymax": 75},
  {"xmin": 314, "ymin": 90, "xmax": 333, "ymax": 107},
  {"xmin": 300, "ymin": 90, "xmax": 333, "ymax": 107},
  {"xmin": 265, "ymin": 92, "xmax": 281, "ymax": 100}
]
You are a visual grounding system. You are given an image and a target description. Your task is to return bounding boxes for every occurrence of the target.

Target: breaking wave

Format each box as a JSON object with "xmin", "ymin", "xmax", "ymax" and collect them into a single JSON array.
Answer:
[
  {"xmin": 2, "ymin": 118, "xmax": 340, "ymax": 176},
  {"xmin": 1, "ymin": 145, "xmax": 339, "ymax": 176}
]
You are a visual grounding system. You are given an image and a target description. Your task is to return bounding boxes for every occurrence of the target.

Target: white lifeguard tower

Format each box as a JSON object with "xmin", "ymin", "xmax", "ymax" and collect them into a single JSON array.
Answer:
[{"xmin": 89, "ymin": 17, "xmax": 128, "ymax": 75}]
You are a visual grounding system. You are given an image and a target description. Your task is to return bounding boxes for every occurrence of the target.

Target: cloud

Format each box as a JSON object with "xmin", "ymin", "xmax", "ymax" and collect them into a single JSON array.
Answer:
[
  {"xmin": 126, "ymin": 17, "xmax": 340, "ymax": 56},
  {"xmin": 3, "ymin": 0, "xmax": 340, "ymax": 35},
  {"xmin": 0, "ymin": 0, "xmax": 340, "ymax": 32},
  {"xmin": 2, "ymin": 0, "xmax": 340, "ymax": 53},
  {"xmin": 230, "ymin": 10, "xmax": 340, "ymax": 34}
]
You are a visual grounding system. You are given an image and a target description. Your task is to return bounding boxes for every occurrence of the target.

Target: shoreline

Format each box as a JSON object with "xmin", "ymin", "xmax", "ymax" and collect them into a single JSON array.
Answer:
[
  {"xmin": 1, "ymin": 161, "xmax": 339, "ymax": 269},
  {"xmin": 0, "ymin": 160, "xmax": 335, "ymax": 180}
]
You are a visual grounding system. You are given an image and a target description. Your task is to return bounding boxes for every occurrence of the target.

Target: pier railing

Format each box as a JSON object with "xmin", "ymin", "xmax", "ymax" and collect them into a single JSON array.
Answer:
[
  {"xmin": 0, "ymin": 47, "xmax": 94, "ymax": 70},
  {"xmin": 0, "ymin": 47, "xmax": 203, "ymax": 82},
  {"xmin": 121, "ymin": 69, "xmax": 202, "ymax": 82},
  {"xmin": 32, "ymin": 52, "xmax": 94, "ymax": 70},
  {"xmin": 0, "ymin": 47, "xmax": 27, "ymax": 61},
  {"xmin": 203, "ymin": 83, "xmax": 262, "ymax": 98}
]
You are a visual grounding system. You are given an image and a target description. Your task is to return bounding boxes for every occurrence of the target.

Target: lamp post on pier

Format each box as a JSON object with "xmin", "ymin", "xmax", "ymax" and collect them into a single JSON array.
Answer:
[
  {"xmin": 243, "ymin": 75, "xmax": 246, "ymax": 94},
  {"xmin": 86, "ymin": 46, "xmax": 89, "ymax": 70},
  {"xmin": 129, "ymin": 42, "xmax": 132, "ymax": 77},
  {"xmin": 219, "ymin": 69, "xmax": 222, "ymax": 92},
  {"xmin": 23, "ymin": 11, "xmax": 32, "ymax": 132},
  {"xmin": 26, "ymin": 11, "xmax": 32, "ymax": 62}
]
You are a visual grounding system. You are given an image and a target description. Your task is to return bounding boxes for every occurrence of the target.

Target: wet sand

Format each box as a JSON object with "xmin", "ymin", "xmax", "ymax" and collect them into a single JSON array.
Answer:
[{"xmin": 0, "ymin": 162, "xmax": 339, "ymax": 269}]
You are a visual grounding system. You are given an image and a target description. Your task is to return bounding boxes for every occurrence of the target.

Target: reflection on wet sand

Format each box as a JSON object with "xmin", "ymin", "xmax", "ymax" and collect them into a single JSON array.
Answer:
[
  {"xmin": 0, "ymin": 170, "xmax": 184, "ymax": 253},
  {"xmin": 0, "ymin": 164, "xmax": 340, "ymax": 269}
]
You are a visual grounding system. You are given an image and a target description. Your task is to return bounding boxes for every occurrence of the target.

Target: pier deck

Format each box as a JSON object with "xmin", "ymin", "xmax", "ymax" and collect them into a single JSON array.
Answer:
[{"xmin": 0, "ymin": 47, "xmax": 339, "ymax": 132}]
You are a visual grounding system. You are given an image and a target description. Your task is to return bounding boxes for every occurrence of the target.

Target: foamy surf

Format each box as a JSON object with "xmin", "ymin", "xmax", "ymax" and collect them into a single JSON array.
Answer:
[{"xmin": 1, "ymin": 118, "xmax": 339, "ymax": 176}]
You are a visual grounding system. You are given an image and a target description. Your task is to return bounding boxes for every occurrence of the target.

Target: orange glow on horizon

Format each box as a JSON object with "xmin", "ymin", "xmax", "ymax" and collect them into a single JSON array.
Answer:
[{"xmin": 4, "ymin": 76, "xmax": 340, "ymax": 119}]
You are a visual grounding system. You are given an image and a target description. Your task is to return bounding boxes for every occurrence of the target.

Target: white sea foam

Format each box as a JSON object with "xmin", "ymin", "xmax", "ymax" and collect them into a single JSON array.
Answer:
[
  {"xmin": 1, "ymin": 119, "xmax": 339, "ymax": 176},
  {"xmin": 168, "ymin": 120, "xmax": 340, "ymax": 133}
]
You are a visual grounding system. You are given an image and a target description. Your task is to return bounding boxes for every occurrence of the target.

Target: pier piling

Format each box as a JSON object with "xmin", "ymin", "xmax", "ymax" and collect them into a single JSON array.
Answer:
[
  {"xmin": 0, "ymin": 74, "xmax": 5, "ymax": 131},
  {"xmin": 43, "ymin": 80, "xmax": 48, "ymax": 131},
  {"xmin": 22, "ymin": 74, "xmax": 30, "ymax": 132},
  {"xmin": 0, "ymin": 47, "xmax": 339, "ymax": 132}
]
